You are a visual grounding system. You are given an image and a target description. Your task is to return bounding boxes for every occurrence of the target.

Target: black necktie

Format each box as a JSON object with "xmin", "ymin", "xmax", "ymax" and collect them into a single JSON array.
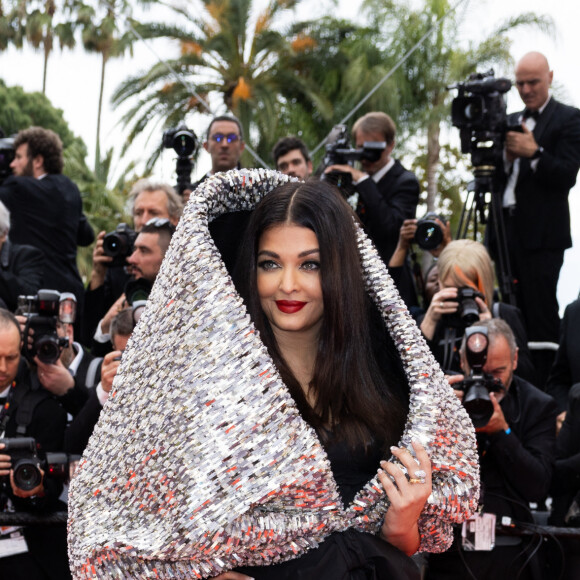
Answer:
[{"xmin": 523, "ymin": 108, "xmax": 540, "ymax": 120}]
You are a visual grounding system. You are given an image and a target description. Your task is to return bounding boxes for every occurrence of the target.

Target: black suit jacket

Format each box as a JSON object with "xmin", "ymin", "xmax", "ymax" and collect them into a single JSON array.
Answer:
[
  {"xmin": 0, "ymin": 173, "xmax": 94, "ymax": 302},
  {"xmin": 546, "ymin": 298, "xmax": 580, "ymax": 411},
  {"xmin": 508, "ymin": 98, "xmax": 580, "ymax": 250},
  {"xmin": 355, "ymin": 159, "xmax": 420, "ymax": 264},
  {"xmin": 0, "ymin": 239, "xmax": 44, "ymax": 311}
]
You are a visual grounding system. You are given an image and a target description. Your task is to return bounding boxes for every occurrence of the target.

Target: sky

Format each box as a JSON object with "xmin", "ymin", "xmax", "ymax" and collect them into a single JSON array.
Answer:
[{"xmin": 1, "ymin": 0, "xmax": 579, "ymax": 311}]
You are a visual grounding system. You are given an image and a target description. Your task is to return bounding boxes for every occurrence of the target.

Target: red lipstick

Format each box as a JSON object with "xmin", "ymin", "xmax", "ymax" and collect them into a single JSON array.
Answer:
[{"xmin": 276, "ymin": 300, "xmax": 306, "ymax": 313}]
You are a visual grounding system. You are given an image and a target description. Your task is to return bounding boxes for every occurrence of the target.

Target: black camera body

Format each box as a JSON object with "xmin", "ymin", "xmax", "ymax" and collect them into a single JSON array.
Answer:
[
  {"xmin": 0, "ymin": 437, "xmax": 78, "ymax": 492},
  {"xmin": 450, "ymin": 69, "xmax": 513, "ymax": 168},
  {"xmin": 321, "ymin": 124, "xmax": 386, "ymax": 190},
  {"xmin": 103, "ymin": 223, "xmax": 137, "ymax": 267},
  {"xmin": 414, "ymin": 213, "xmax": 447, "ymax": 250},
  {"xmin": 17, "ymin": 290, "xmax": 76, "ymax": 365},
  {"xmin": 162, "ymin": 124, "xmax": 197, "ymax": 196},
  {"xmin": 444, "ymin": 287, "xmax": 484, "ymax": 328},
  {"xmin": 454, "ymin": 326, "xmax": 504, "ymax": 428}
]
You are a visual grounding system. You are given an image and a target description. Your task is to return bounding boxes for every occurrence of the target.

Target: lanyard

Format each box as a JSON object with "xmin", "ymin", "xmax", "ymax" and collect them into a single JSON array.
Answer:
[{"xmin": 0, "ymin": 382, "xmax": 16, "ymax": 438}]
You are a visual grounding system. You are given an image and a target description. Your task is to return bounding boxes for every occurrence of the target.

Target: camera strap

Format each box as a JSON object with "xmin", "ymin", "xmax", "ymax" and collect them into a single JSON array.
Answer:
[
  {"xmin": 442, "ymin": 327, "xmax": 458, "ymax": 371},
  {"xmin": 0, "ymin": 382, "xmax": 17, "ymax": 438}
]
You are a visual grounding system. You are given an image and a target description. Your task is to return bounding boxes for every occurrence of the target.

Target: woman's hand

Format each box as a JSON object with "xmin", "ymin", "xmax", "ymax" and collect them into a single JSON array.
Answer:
[
  {"xmin": 475, "ymin": 296, "xmax": 492, "ymax": 321},
  {"xmin": 420, "ymin": 287, "xmax": 458, "ymax": 340},
  {"xmin": 377, "ymin": 441, "xmax": 432, "ymax": 556}
]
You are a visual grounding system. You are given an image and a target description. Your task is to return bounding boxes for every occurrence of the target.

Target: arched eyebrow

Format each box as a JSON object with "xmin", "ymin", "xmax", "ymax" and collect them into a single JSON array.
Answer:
[{"xmin": 257, "ymin": 248, "xmax": 319, "ymax": 258}]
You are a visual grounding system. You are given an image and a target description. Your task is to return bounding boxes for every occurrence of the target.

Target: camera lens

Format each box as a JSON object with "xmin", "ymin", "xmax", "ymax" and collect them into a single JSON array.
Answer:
[
  {"xmin": 103, "ymin": 234, "xmax": 123, "ymax": 257},
  {"xmin": 13, "ymin": 459, "xmax": 42, "ymax": 491},
  {"xmin": 35, "ymin": 335, "xmax": 61, "ymax": 365},
  {"xmin": 415, "ymin": 220, "xmax": 443, "ymax": 250},
  {"xmin": 463, "ymin": 382, "xmax": 494, "ymax": 428},
  {"xmin": 459, "ymin": 297, "xmax": 480, "ymax": 325}
]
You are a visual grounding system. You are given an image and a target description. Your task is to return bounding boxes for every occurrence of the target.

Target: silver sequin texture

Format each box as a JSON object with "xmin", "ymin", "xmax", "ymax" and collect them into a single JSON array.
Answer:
[{"xmin": 67, "ymin": 169, "xmax": 479, "ymax": 578}]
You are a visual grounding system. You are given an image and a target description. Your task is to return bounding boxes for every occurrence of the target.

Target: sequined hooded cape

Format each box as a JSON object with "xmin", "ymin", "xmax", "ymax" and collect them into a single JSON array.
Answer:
[{"xmin": 67, "ymin": 169, "xmax": 479, "ymax": 579}]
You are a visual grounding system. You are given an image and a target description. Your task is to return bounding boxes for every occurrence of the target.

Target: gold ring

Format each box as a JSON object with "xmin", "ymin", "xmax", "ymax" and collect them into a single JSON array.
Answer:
[{"xmin": 409, "ymin": 478, "xmax": 425, "ymax": 484}]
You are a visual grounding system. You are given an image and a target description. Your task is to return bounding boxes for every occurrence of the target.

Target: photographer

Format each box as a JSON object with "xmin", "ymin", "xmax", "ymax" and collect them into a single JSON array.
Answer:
[
  {"xmin": 0, "ymin": 127, "xmax": 94, "ymax": 336},
  {"xmin": 65, "ymin": 307, "xmax": 135, "ymax": 455},
  {"xmin": 83, "ymin": 179, "xmax": 182, "ymax": 345},
  {"xmin": 427, "ymin": 319, "xmax": 558, "ymax": 580},
  {"xmin": 0, "ymin": 309, "xmax": 69, "ymax": 579},
  {"xmin": 91, "ymin": 218, "xmax": 175, "ymax": 356},
  {"xmin": 387, "ymin": 216, "xmax": 451, "ymax": 314},
  {"xmin": 495, "ymin": 52, "xmax": 580, "ymax": 384},
  {"xmin": 0, "ymin": 201, "xmax": 44, "ymax": 312},
  {"xmin": 324, "ymin": 112, "xmax": 419, "ymax": 304},
  {"xmin": 419, "ymin": 239, "xmax": 536, "ymax": 383}
]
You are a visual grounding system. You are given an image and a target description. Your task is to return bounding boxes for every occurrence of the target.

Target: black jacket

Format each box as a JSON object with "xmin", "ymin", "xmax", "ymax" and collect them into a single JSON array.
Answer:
[
  {"xmin": 545, "ymin": 298, "xmax": 580, "ymax": 412},
  {"xmin": 0, "ymin": 239, "xmax": 44, "ymax": 311},
  {"xmin": 505, "ymin": 98, "xmax": 580, "ymax": 251},
  {"xmin": 0, "ymin": 173, "xmax": 94, "ymax": 302}
]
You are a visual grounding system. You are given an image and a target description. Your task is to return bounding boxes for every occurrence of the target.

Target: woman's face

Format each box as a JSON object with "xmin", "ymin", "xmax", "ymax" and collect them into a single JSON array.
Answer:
[{"xmin": 257, "ymin": 224, "xmax": 324, "ymax": 339}]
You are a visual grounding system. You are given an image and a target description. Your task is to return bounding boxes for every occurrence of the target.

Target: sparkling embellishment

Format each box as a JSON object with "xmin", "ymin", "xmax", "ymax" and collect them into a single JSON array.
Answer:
[{"xmin": 68, "ymin": 169, "xmax": 479, "ymax": 578}]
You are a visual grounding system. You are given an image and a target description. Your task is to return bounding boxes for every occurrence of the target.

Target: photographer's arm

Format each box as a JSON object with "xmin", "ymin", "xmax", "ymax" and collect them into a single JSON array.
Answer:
[
  {"xmin": 485, "ymin": 395, "xmax": 558, "ymax": 502},
  {"xmin": 88, "ymin": 231, "xmax": 113, "ymax": 290}
]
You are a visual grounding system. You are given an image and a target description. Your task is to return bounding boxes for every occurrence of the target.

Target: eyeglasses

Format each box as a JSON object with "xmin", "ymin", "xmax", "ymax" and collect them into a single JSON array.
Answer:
[{"xmin": 210, "ymin": 133, "xmax": 240, "ymax": 144}]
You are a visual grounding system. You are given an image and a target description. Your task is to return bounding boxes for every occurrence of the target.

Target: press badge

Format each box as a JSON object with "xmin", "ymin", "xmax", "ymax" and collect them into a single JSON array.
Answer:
[
  {"xmin": 461, "ymin": 512, "xmax": 496, "ymax": 551},
  {"xmin": 0, "ymin": 526, "xmax": 28, "ymax": 558}
]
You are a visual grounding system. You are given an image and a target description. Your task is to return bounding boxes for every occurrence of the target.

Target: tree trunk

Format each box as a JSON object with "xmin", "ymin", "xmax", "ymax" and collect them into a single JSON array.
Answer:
[
  {"xmin": 426, "ymin": 120, "xmax": 441, "ymax": 213},
  {"xmin": 95, "ymin": 52, "xmax": 108, "ymax": 172}
]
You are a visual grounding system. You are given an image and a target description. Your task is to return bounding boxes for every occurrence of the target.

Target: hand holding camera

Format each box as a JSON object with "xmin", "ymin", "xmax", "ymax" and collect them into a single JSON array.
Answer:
[
  {"xmin": 101, "ymin": 350, "xmax": 123, "ymax": 393},
  {"xmin": 0, "ymin": 440, "xmax": 45, "ymax": 498}
]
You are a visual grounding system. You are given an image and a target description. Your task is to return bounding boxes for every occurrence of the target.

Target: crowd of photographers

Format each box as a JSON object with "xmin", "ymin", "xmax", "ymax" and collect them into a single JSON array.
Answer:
[{"xmin": 0, "ymin": 49, "xmax": 579, "ymax": 579}]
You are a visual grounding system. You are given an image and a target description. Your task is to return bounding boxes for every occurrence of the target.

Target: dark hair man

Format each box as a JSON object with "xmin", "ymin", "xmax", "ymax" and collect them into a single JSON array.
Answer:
[
  {"xmin": 272, "ymin": 136, "xmax": 312, "ymax": 180},
  {"xmin": 0, "ymin": 127, "xmax": 94, "ymax": 333},
  {"xmin": 492, "ymin": 52, "xmax": 580, "ymax": 385},
  {"xmin": 324, "ymin": 112, "xmax": 420, "ymax": 307},
  {"xmin": 428, "ymin": 318, "xmax": 558, "ymax": 580},
  {"xmin": 0, "ymin": 309, "xmax": 70, "ymax": 579},
  {"xmin": 83, "ymin": 180, "xmax": 182, "ymax": 345},
  {"xmin": 92, "ymin": 219, "xmax": 175, "ymax": 355}
]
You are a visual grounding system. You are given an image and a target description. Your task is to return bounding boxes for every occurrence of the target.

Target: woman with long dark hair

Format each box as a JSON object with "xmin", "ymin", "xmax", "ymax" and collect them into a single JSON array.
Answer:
[{"xmin": 67, "ymin": 170, "xmax": 479, "ymax": 580}]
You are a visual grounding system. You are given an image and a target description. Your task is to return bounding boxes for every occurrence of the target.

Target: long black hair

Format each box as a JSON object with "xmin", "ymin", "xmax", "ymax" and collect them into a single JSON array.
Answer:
[{"xmin": 236, "ymin": 181, "xmax": 407, "ymax": 450}]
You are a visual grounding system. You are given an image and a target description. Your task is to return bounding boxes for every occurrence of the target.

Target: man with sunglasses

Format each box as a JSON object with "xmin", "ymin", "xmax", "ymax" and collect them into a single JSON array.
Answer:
[
  {"xmin": 201, "ymin": 115, "xmax": 246, "ymax": 176},
  {"xmin": 193, "ymin": 115, "xmax": 250, "ymax": 275}
]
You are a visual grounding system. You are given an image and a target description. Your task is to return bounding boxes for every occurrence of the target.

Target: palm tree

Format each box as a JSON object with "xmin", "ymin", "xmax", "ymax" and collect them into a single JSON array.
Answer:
[
  {"xmin": 111, "ymin": 0, "xmax": 322, "ymax": 169},
  {"xmin": 363, "ymin": 0, "xmax": 554, "ymax": 214},
  {"xmin": 79, "ymin": 0, "xmax": 136, "ymax": 171}
]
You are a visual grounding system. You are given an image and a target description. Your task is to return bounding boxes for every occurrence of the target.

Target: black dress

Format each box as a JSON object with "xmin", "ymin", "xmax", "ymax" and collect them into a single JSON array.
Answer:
[{"xmin": 234, "ymin": 436, "xmax": 421, "ymax": 580}]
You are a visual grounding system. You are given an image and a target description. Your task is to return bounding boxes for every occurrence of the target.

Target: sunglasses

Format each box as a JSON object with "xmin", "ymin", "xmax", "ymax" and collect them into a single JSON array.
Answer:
[
  {"xmin": 145, "ymin": 217, "xmax": 176, "ymax": 232},
  {"xmin": 210, "ymin": 133, "xmax": 240, "ymax": 144}
]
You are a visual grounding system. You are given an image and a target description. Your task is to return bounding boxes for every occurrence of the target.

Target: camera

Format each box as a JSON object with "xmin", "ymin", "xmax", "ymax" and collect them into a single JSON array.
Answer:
[
  {"xmin": 0, "ymin": 437, "xmax": 79, "ymax": 492},
  {"xmin": 0, "ymin": 128, "xmax": 15, "ymax": 185},
  {"xmin": 321, "ymin": 124, "xmax": 386, "ymax": 191},
  {"xmin": 444, "ymin": 287, "xmax": 484, "ymax": 328},
  {"xmin": 414, "ymin": 213, "xmax": 447, "ymax": 250},
  {"xmin": 449, "ymin": 69, "xmax": 513, "ymax": 169},
  {"xmin": 124, "ymin": 278, "xmax": 152, "ymax": 306},
  {"xmin": 162, "ymin": 124, "xmax": 197, "ymax": 196},
  {"xmin": 16, "ymin": 290, "xmax": 77, "ymax": 365},
  {"xmin": 454, "ymin": 326, "xmax": 503, "ymax": 428},
  {"xmin": 103, "ymin": 223, "xmax": 137, "ymax": 267}
]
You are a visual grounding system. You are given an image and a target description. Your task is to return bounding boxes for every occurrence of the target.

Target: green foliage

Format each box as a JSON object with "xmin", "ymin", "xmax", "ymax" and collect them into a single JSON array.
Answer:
[{"xmin": 0, "ymin": 79, "xmax": 132, "ymax": 281}]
